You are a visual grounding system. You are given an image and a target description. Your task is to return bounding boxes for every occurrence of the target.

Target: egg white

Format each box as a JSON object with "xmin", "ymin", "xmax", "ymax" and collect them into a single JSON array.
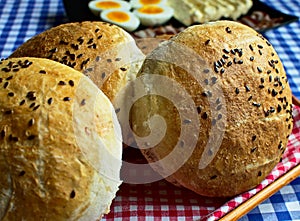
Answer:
[
  {"xmin": 134, "ymin": 4, "xmax": 174, "ymax": 26},
  {"xmin": 101, "ymin": 9, "xmax": 140, "ymax": 32},
  {"xmin": 89, "ymin": 0, "xmax": 131, "ymax": 16},
  {"xmin": 129, "ymin": 0, "xmax": 167, "ymax": 9}
]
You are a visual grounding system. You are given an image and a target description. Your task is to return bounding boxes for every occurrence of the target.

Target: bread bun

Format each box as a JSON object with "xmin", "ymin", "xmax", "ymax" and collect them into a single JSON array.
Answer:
[
  {"xmin": 9, "ymin": 21, "xmax": 144, "ymax": 102},
  {"xmin": 0, "ymin": 58, "xmax": 122, "ymax": 220},
  {"xmin": 130, "ymin": 21, "xmax": 293, "ymax": 197}
]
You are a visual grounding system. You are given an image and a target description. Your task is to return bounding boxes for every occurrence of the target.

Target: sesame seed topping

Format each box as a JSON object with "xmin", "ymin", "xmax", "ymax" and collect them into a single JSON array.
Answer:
[
  {"xmin": 7, "ymin": 92, "xmax": 14, "ymax": 97},
  {"xmin": 3, "ymin": 82, "xmax": 9, "ymax": 88},
  {"xmin": 225, "ymin": 27, "xmax": 232, "ymax": 33},
  {"xmin": 235, "ymin": 88, "xmax": 240, "ymax": 94},
  {"xmin": 220, "ymin": 68, "xmax": 225, "ymax": 74},
  {"xmin": 258, "ymin": 50, "xmax": 262, "ymax": 55},
  {"xmin": 47, "ymin": 97, "xmax": 53, "ymax": 105},
  {"xmin": 80, "ymin": 99, "xmax": 86, "ymax": 106},
  {"xmin": 58, "ymin": 81, "xmax": 66, "ymax": 85},
  {"xmin": 248, "ymin": 95, "xmax": 253, "ymax": 101},
  {"xmin": 183, "ymin": 119, "xmax": 192, "ymax": 124},
  {"xmin": 19, "ymin": 100, "xmax": 25, "ymax": 106},
  {"xmin": 205, "ymin": 39, "xmax": 210, "ymax": 45},
  {"xmin": 27, "ymin": 135, "xmax": 35, "ymax": 140},
  {"xmin": 252, "ymin": 102, "xmax": 261, "ymax": 107},
  {"xmin": 69, "ymin": 80, "xmax": 74, "ymax": 87},
  {"xmin": 227, "ymin": 61, "xmax": 232, "ymax": 67},
  {"xmin": 39, "ymin": 70, "xmax": 46, "ymax": 74},
  {"xmin": 252, "ymin": 135, "xmax": 257, "ymax": 141},
  {"xmin": 115, "ymin": 108, "xmax": 120, "ymax": 113},
  {"xmin": 222, "ymin": 54, "xmax": 229, "ymax": 59},
  {"xmin": 120, "ymin": 67, "xmax": 127, "ymax": 72},
  {"xmin": 245, "ymin": 85, "xmax": 250, "ymax": 92},
  {"xmin": 257, "ymin": 45, "xmax": 263, "ymax": 49},
  {"xmin": 203, "ymin": 69, "xmax": 209, "ymax": 73},
  {"xmin": 197, "ymin": 106, "xmax": 201, "ymax": 113},
  {"xmin": 101, "ymin": 72, "xmax": 106, "ymax": 79},
  {"xmin": 6, "ymin": 76, "xmax": 13, "ymax": 80},
  {"xmin": 223, "ymin": 48, "xmax": 230, "ymax": 54},
  {"xmin": 259, "ymin": 85, "xmax": 265, "ymax": 89},
  {"xmin": 249, "ymin": 44, "xmax": 254, "ymax": 51},
  {"xmin": 201, "ymin": 112, "xmax": 208, "ymax": 120},
  {"xmin": 63, "ymin": 97, "xmax": 71, "ymax": 101},
  {"xmin": 257, "ymin": 67, "xmax": 262, "ymax": 73},
  {"xmin": 49, "ymin": 48, "xmax": 58, "ymax": 53},
  {"xmin": 250, "ymin": 56, "xmax": 254, "ymax": 61},
  {"xmin": 28, "ymin": 119, "xmax": 35, "ymax": 127}
]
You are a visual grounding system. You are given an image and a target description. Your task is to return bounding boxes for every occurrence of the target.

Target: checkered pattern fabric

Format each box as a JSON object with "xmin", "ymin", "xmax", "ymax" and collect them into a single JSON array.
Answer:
[{"xmin": 0, "ymin": 0, "xmax": 300, "ymax": 220}]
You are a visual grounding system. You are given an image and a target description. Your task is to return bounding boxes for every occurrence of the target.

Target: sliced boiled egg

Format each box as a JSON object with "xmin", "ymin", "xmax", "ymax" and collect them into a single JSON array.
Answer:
[
  {"xmin": 89, "ymin": 0, "xmax": 131, "ymax": 16},
  {"xmin": 134, "ymin": 4, "xmax": 174, "ymax": 26},
  {"xmin": 129, "ymin": 0, "xmax": 167, "ymax": 9},
  {"xmin": 101, "ymin": 9, "xmax": 140, "ymax": 32}
]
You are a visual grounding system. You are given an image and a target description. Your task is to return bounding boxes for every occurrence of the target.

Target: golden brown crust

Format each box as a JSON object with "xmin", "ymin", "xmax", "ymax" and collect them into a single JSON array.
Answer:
[
  {"xmin": 9, "ymin": 21, "xmax": 144, "ymax": 102},
  {"xmin": 131, "ymin": 21, "xmax": 293, "ymax": 197},
  {"xmin": 0, "ymin": 57, "xmax": 122, "ymax": 220}
]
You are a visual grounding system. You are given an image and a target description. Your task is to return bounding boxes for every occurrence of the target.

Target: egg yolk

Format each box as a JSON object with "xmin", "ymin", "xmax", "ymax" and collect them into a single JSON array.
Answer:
[
  {"xmin": 96, "ymin": 1, "xmax": 121, "ymax": 9},
  {"xmin": 107, "ymin": 11, "xmax": 130, "ymax": 23},
  {"xmin": 138, "ymin": 5, "xmax": 163, "ymax": 14},
  {"xmin": 139, "ymin": 0, "xmax": 161, "ymax": 4}
]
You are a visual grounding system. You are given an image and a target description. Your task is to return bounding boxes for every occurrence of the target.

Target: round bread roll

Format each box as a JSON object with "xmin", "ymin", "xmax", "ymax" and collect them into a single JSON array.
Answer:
[
  {"xmin": 130, "ymin": 21, "xmax": 293, "ymax": 197},
  {"xmin": 0, "ymin": 58, "xmax": 122, "ymax": 220},
  {"xmin": 9, "ymin": 21, "xmax": 144, "ymax": 102}
]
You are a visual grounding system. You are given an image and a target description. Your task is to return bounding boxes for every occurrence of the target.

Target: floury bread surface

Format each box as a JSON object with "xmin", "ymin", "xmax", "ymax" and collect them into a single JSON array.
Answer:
[
  {"xmin": 0, "ymin": 58, "xmax": 122, "ymax": 220},
  {"xmin": 130, "ymin": 21, "xmax": 293, "ymax": 197}
]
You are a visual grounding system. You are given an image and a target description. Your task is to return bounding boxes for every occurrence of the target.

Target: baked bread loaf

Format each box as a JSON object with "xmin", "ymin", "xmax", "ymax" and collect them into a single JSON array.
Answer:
[
  {"xmin": 0, "ymin": 57, "xmax": 122, "ymax": 220},
  {"xmin": 130, "ymin": 21, "xmax": 293, "ymax": 197},
  {"xmin": 9, "ymin": 21, "xmax": 144, "ymax": 102}
]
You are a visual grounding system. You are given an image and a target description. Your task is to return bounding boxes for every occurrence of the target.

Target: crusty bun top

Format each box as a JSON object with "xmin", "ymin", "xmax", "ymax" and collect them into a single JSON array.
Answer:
[
  {"xmin": 0, "ymin": 57, "xmax": 122, "ymax": 220},
  {"xmin": 130, "ymin": 21, "xmax": 293, "ymax": 197},
  {"xmin": 9, "ymin": 21, "xmax": 144, "ymax": 102}
]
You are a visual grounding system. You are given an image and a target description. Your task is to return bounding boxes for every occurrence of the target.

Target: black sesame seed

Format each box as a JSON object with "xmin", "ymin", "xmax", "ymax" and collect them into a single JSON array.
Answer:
[
  {"xmin": 201, "ymin": 112, "xmax": 208, "ymax": 120},
  {"xmin": 49, "ymin": 48, "xmax": 58, "ymax": 53},
  {"xmin": 59, "ymin": 40, "xmax": 69, "ymax": 45},
  {"xmin": 33, "ymin": 105, "xmax": 40, "ymax": 111},
  {"xmin": 251, "ymin": 147, "xmax": 257, "ymax": 153},
  {"xmin": 210, "ymin": 175, "xmax": 217, "ymax": 180},
  {"xmin": 19, "ymin": 99, "xmax": 25, "ymax": 106},
  {"xmin": 204, "ymin": 79, "xmax": 209, "ymax": 85},
  {"xmin": 248, "ymin": 96, "xmax": 253, "ymax": 101},
  {"xmin": 87, "ymin": 38, "xmax": 93, "ymax": 44},
  {"xmin": 6, "ymin": 76, "xmax": 13, "ymax": 80},
  {"xmin": 252, "ymin": 135, "xmax": 257, "ymax": 141},
  {"xmin": 275, "ymin": 68, "xmax": 279, "ymax": 74},
  {"xmin": 257, "ymin": 44, "xmax": 263, "ymax": 49},
  {"xmin": 270, "ymin": 107, "xmax": 275, "ymax": 113},
  {"xmin": 258, "ymin": 50, "xmax": 262, "ymax": 55},
  {"xmin": 235, "ymin": 88, "xmax": 240, "ymax": 94},
  {"xmin": 217, "ymin": 114, "xmax": 222, "ymax": 120},
  {"xmin": 252, "ymin": 102, "xmax": 261, "ymax": 107},
  {"xmin": 115, "ymin": 108, "xmax": 120, "ymax": 114},
  {"xmin": 70, "ymin": 190, "xmax": 76, "ymax": 199},
  {"xmin": 3, "ymin": 82, "xmax": 9, "ymax": 88},
  {"xmin": 4, "ymin": 110, "xmax": 13, "ymax": 115},
  {"xmin": 220, "ymin": 68, "xmax": 225, "ymax": 74},
  {"xmin": 277, "ymin": 104, "xmax": 282, "ymax": 113},
  {"xmin": 257, "ymin": 67, "xmax": 262, "ymax": 73},
  {"xmin": 227, "ymin": 61, "xmax": 232, "ymax": 67},
  {"xmin": 211, "ymin": 77, "xmax": 217, "ymax": 84},
  {"xmin": 249, "ymin": 44, "xmax": 254, "ymax": 51},
  {"xmin": 245, "ymin": 85, "xmax": 250, "ymax": 92},
  {"xmin": 107, "ymin": 59, "xmax": 112, "ymax": 63},
  {"xmin": 0, "ymin": 130, "xmax": 5, "ymax": 138},
  {"xmin": 19, "ymin": 171, "xmax": 26, "ymax": 176},
  {"xmin": 205, "ymin": 39, "xmax": 210, "ymax": 45},
  {"xmin": 233, "ymin": 57, "xmax": 238, "ymax": 64},
  {"xmin": 259, "ymin": 85, "xmax": 265, "ymax": 89},
  {"xmin": 58, "ymin": 81, "xmax": 66, "ymax": 85},
  {"xmin": 8, "ymin": 92, "xmax": 14, "ymax": 97},
  {"xmin": 63, "ymin": 97, "xmax": 71, "ymax": 101},
  {"xmin": 197, "ymin": 106, "xmax": 201, "ymax": 114},
  {"xmin": 68, "ymin": 80, "xmax": 74, "ymax": 87},
  {"xmin": 272, "ymin": 89, "xmax": 278, "ymax": 97},
  {"xmin": 250, "ymin": 56, "xmax": 254, "ymax": 61},
  {"xmin": 27, "ymin": 135, "xmax": 35, "ymax": 140},
  {"xmin": 225, "ymin": 27, "xmax": 231, "ymax": 33},
  {"xmin": 80, "ymin": 99, "xmax": 86, "ymax": 106},
  {"xmin": 223, "ymin": 48, "xmax": 230, "ymax": 54},
  {"xmin": 77, "ymin": 54, "xmax": 83, "ymax": 59},
  {"xmin": 266, "ymin": 41, "xmax": 271, "ymax": 46},
  {"xmin": 101, "ymin": 72, "xmax": 106, "ymax": 79},
  {"xmin": 97, "ymin": 35, "xmax": 103, "ymax": 39},
  {"xmin": 231, "ymin": 49, "xmax": 236, "ymax": 55},
  {"xmin": 237, "ymin": 60, "xmax": 243, "ymax": 64},
  {"xmin": 216, "ymin": 104, "xmax": 222, "ymax": 111},
  {"xmin": 39, "ymin": 70, "xmax": 46, "ymax": 74},
  {"xmin": 95, "ymin": 28, "xmax": 100, "ymax": 33},
  {"xmin": 9, "ymin": 135, "xmax": 18, "ymax": 142},
  {"xmin": 267, "ymin": 70, "xmax": 272, "ymax": 74},
  {"xmin": 258, "ymin": 171, "xmax": 262, "ymax": 176},
  {"xmin": 214, "ymin": 66, "xmax": 219, "ymax": 73},
  {"xmin": 212, "ymin": 119, "xmax": 217, "ymax": 126},
  {"xmin": 120, "ymin": 67, "xmax": 127, "ymax": 71},
  {"xmin": 1, "ymin": 67, "xmax": 10, "ymax": 72},
  {"xmin": 222, "ymin": 54, "xmax": 229, "ymax": 59},
  {"xmin": 115, "ymin": 57, "xmax": 121, "ymax": 62},
  {"xmin": 260, "ymin": 78, "xmax": 265, "ymax": 83},
  {"xmin": 47, "ymin": 97, "xmax": 53, "ymax": 105},
  {"xmin": 28, "ymin": 119, "xmax": 35, "ymax": 127},
  {"xmin": 183, "ymin": 119, "xmax": 192, "ymax": 124},
  {"xmin": 269, "ymin": 75, "xmax": 273, "ymax": 82}
]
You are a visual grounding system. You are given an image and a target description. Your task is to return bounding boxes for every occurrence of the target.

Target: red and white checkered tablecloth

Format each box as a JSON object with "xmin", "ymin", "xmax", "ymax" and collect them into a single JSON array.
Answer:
[{"xmin": 103, "ymin": 105, "xmax": 300, "ymax": 221}]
